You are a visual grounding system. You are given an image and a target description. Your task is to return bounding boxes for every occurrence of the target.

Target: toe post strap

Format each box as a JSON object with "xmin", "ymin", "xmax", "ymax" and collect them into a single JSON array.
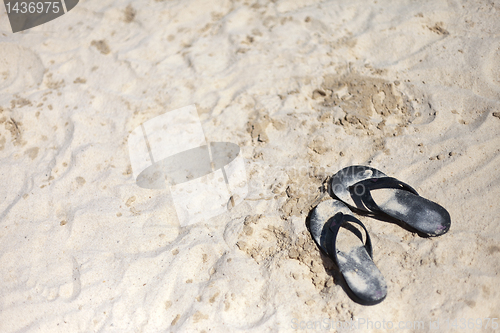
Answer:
[
  {"xmin": 326, "ymin": 212, "xmax": 373, "ymax": 263},
  {"xmin": 348, "ymin": 176, "xmax": 418, "ymax": 213}
]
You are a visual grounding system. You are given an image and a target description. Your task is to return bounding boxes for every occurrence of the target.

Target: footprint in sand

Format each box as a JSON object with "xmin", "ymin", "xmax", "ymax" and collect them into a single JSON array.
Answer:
[
  {"xmin": 0, "ymin": 43, "xmax": 45, "ymax": 94},
  {"xmin": 26, "ymin": 255, "xmax": 81, "ymax": 302}
]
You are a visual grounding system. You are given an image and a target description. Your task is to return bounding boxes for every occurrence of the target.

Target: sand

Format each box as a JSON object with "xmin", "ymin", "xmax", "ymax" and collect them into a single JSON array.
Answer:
[{"xmin": 0, "ymin": 0, "xmax": 499, "ymax": 332}]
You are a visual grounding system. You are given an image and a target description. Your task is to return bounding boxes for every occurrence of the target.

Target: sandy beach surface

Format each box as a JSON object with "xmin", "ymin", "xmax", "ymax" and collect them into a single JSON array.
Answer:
[{"xmin": 1, "ymin": 0, "xmax": 499, "ymax": 332}]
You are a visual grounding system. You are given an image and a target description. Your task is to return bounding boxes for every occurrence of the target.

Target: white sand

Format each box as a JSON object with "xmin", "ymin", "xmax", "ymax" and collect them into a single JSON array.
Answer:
[{"xmin": 1, "ymin": 0, "xmax": 499, "ymax": 332}]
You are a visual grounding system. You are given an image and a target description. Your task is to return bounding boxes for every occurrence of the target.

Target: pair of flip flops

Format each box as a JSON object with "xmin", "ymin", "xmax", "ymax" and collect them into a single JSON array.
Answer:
[{"xmin": 308, "ymin": 165, "xmax": 451, "ymax": 305}]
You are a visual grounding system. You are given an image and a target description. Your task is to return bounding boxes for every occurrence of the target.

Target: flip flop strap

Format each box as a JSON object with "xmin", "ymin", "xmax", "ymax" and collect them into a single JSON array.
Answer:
[
  {"xmin": 348, "ymin": 176, "xmax": 418, "ymax": 213},
  {"xmin": 325, "ymin": 212, "xmax": 373, "ymax": 264}
]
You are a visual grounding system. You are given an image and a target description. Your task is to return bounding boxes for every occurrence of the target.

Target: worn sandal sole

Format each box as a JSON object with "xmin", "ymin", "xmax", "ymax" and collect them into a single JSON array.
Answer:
[
  {"xmin": 308, "ymin": 199, "xmax": 387, "ymax": 305},
  {"xmin": 330, "ymin": 165, "xmax": 451, "ymax": 236}
]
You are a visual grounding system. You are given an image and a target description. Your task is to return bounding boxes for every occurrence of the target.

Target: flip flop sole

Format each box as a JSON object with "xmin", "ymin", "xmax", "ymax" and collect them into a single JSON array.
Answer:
[
  {"xmin": 377, "ymin": 189, "xmax": 450, "ymax": 236},
  {"xmin": 309, "ymin": 199, "xmax": 387, "ymax": 305},
  {"xmin": 330, "ymin": 165, "xmax": 451, "ymax": 236}
]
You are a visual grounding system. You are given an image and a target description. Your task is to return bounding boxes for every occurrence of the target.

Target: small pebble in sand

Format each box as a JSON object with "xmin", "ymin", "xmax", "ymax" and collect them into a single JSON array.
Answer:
[
  {"xmin": 288, "ymin": 248, "xmax": 299, "ymax": 259},
  {"xmin": 430, "ymin": 154, "xmax": 446, "ymax": 160},
  {"xmin": 312, "ymin": 89, "xmax": 326, "ymax": 99}
]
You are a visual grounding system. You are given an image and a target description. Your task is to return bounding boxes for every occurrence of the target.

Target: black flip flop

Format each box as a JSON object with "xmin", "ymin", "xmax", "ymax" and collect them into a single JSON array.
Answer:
[
  {"xmin": 308, "ymin": 199, "xmax": 387, "ymax": 305},
  {"xmin": 330, "ymin": 165, "xmax": 451, "ymax": 236}
]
